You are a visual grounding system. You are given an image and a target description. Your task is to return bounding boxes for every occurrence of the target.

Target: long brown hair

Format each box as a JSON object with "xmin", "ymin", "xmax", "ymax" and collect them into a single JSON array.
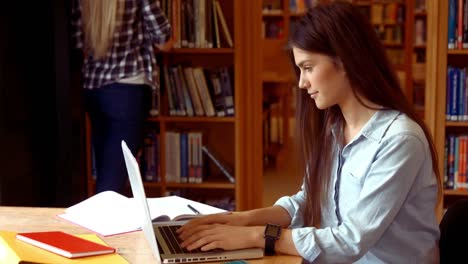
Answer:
[
  {"xmin": 81, "ymin": 0, "xmax": 123, "ymax": 58},
  {"xmin": 289, "ymin": 2, "xmax": 441, "ymax": 227}
]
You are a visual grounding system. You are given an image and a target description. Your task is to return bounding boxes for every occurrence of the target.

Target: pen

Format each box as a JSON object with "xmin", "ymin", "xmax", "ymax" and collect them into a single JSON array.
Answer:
[{"xmin": 187, "ymin": 204, "xmax": 201, "ymax": 215}]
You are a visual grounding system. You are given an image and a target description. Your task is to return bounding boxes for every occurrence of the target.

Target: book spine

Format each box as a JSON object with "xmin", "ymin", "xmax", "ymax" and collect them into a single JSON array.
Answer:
[
  {"xmin": 202, "ymin": 146, "xmax": 235, "ymax": 183},
  {"xmin": 448, "ymin": 134, "xmax": 455, "ymax": 189},
  {"xmin": 183, "ymin": 67, "xmax": 205, "ymax": 116},
  {"xmin": 163, "ymin": 66, "xmax": 176, "ymax": 116},
  {"xmin": 458, "ymin": 67, "xmax": 465, "ymax": 121},
  {"xmin": 444, "ymin": 136, "xmax": 449, "ymax": 188},
  {"xmin": 180, "ymin": 133, "xmax": 189, "ymax": 183},
  {"xmin": 458, "ymin": 0, "xmax": 464, "ymax": 49},
  {"xmin": 215, "ymin": 0, "xmax": 233, "ymax": 47},
  {"xmin": 188, "ymin": 132, "xmax": 196, "ymax": 183},
  {"xmin": 176, "ymin": 66, "xmax": 195, "ymax": 117},
  {"xmin": 463, "ymin": 0, "xmax": 468, "ymax": 48},
  {"xmin": 447, "ymin": 66, "xmax": 453, "ymax": 120},
  {"xmin": 212, "ymin": 0, "xmax": 220, "ymax": 48},
  {"xmin": 194, "ymin": 67, "xmax": 216, "ymax": 116},
  {"xmin": 448, "ymin": 0, "xmax": 457, "ymax": 49},
  {"xmin": 170, "ymin": 66, "xmax": 187, "ymax": 116},
  {"xmin": 220, "ymin": 68, "xmax": 235, "ymax": 116},
  {"xmin": 196, "ymin": 132, "xmax": 203, "ymax": 183},
  {"xmin": 207, "ymin": 70, "xmax": 226, "ymax": 117}
]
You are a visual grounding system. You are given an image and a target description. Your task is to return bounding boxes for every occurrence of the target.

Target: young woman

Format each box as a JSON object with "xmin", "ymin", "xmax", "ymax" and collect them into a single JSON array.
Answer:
[
  {"xmin": 71, "ymin": 0, "xmax": 172, "ymax": 194},
  {"xmin": 177, "ymin": 2, "xmax": 440, "ymax": 263}
]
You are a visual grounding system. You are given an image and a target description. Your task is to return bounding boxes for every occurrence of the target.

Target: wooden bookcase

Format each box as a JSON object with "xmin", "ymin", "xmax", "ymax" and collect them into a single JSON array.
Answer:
[
  {"xmin": 85, "ymin": 0, "xmax": 264, "ymax": 211},
  {"xmin": 349, "ymin": 0, "xmax": 427, "ymax": 118},
  {"xmin": 260, "ymin": 0, "xmax": 427, "ymax": 167},
  {"xmin": 425, "ymin": 0, "xmax": 468, "ymax": 220}
]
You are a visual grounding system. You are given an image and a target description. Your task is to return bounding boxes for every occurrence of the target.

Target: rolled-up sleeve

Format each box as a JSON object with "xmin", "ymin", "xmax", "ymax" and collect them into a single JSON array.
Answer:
[
  {"xmin": 141, "ymin": 0, "xmax": 171, "ymax": 44},
  {"xmin": 274, "ymin": 185, "xmax": 307, "ymax": 228}
]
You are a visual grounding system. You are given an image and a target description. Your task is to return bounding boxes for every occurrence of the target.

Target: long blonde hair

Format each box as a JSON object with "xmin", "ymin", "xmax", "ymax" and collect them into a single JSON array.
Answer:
[{"xmin": 81, "ymin": 0, "xmax": 123, "ymax": 58}]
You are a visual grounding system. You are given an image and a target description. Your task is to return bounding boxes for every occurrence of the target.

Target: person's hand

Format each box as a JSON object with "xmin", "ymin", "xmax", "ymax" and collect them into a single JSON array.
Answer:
[
  {"xmin": 179, "ymin": 224, "xmax": 263, "ymax": 251},
  {"xmin": 178, "ymin": 212, "xmax": 248, "ymax": 233}
]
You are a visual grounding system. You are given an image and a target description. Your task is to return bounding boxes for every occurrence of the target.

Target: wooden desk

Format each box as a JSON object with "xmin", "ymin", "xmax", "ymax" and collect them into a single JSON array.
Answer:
[{"xmin": 0, "ymin": 207, "xmax": 302, "ymax": 264}]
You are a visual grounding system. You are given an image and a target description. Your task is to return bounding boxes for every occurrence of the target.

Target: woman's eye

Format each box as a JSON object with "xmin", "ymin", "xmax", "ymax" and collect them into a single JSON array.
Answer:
[{"xmin": 304, "ymin": 67, "xmax": 313, "ymax": 72}]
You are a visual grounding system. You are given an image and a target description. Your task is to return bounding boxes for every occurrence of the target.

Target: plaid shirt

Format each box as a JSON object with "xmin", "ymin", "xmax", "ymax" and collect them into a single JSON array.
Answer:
[{"xmin": 71, "ymin": 0, "xmax": 171, "ymax": 89}]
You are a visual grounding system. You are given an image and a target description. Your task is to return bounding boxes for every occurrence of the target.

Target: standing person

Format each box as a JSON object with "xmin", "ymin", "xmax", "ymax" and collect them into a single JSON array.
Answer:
[
  {"xmin": 71, "ymin": 0, "xmax": 172, "ymax": 194},
  {"xmin": 177, "ymin": 2, "xmax": 440, "ymax": 263}
]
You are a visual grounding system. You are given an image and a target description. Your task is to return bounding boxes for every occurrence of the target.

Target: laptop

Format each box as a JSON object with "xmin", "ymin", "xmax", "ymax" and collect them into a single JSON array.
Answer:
[{"xmin": 121, "ymin": 140, "xmax": 264, "ymax": 264}]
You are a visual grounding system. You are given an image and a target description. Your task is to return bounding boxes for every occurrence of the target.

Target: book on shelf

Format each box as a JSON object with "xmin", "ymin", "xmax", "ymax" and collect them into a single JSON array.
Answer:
[
  {"xmin": 212, "ymin": 0, "xmax": 221, "ymax": 48},
  {"xmin": 16, "ymin": 231, "xmax": 115, "ymax": 259},
  {"xmin": 141, "ymin": 130, "xmax": 160, "ymax": 182},
  {"xmin": 214, "ymin": 0, "xmax": 233, "ymax": 47},
  {"xmin": 165, "ymin": 131, "xmax": 203, "ymax": 183},
  {"xmin": 163, "ymin": 65, "xmax": 235, "ymax": 117},
  {"xmin": 163, "ymin": 66, "xmax": 177, "ymax": 116},
  {"xmin": 58, "ymin": 191, "xmax": 225, "ymax": 236},
  {"xmin": 220, "ymin": 67, "xmax": 235, "ymax": 116},
  {"xmin": 149, "ymin": 64, "xmax": 160, "ymax": 117},
  {"xmin": 206, "ymin": 70, "xmax": 227, "ymax": 117},
  {"xmin": 183, "ymin": 66, "xmax": 205, "ymax": 116},
  {"xmin": 448, "ymin": 0, "xmax": 457, "ymax": 49},
  {"xmin": 193, "ymin": 67, "xmax": 216, "ymax": 116},
  {"xmin": 0, "ymin": 231, "xmax": 126, "ymax": 264},
  {"xmin": 171, "ymin": 66, "xmax": 194, "ymax": 116},
  {"xmin": 161, "ymin": 0, "xmax": 231, "ymax": 48},
  {"xmin": 202, "ymin": 145, "xmax": 235, "ymax": 183}
]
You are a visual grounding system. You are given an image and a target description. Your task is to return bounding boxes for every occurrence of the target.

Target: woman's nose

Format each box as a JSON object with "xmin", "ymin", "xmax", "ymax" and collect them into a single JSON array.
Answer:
[{"xmin": 298, "ymin": 77, "xmax": 309, "ymax": 90}]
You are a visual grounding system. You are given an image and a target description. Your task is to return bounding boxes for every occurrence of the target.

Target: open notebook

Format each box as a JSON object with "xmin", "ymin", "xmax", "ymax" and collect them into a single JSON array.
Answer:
[
  {"xmin": 58, "ymin": 191, "xmax": 225, "ymax": 236},
  {"xmin": 122, "ymin": 140, "xmax": 263, "ymax": 264}
]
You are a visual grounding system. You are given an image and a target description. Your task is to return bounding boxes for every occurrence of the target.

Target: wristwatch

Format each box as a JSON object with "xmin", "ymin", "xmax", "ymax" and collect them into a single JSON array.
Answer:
[{"xmin": 264, "ymin": 223, "xmax": 282, "ymax": 256}]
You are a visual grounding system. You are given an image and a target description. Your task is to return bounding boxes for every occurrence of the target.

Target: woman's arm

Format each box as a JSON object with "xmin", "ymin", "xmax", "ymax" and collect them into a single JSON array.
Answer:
[
  {"xmin": 242, "ymin": 205, "xmax": 292, "ymax": 227},
  {"xmin": 141, "ymin": 0, "xmax": 172, "ymax": 45}
]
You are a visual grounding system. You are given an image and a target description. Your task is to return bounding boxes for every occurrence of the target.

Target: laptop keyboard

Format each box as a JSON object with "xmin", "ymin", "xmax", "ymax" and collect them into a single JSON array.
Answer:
[{"xmin": 156, "ymin": 225, "xmax": 203, "ymax": 254}]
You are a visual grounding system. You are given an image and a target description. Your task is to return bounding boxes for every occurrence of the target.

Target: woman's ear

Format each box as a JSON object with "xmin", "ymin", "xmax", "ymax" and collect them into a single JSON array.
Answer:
[{"xmin": 334, "ymin": 58, "xmax": 346, "ymax": 76}]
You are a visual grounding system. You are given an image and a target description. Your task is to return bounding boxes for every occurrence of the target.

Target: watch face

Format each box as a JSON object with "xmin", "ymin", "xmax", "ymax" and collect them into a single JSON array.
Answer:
[{"xmin": 265, "ymin": 224, "xmax": 281, "ymax": 237}]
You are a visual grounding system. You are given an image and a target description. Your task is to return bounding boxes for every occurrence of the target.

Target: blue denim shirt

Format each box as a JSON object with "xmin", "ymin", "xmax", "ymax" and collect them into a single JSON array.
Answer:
[{"xmin": 275, "ymin": 110, "xmax": 440, "ymax": 263}]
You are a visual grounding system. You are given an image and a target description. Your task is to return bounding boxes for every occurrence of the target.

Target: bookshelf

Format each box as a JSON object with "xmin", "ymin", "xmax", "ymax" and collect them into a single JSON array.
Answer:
[
  {"xmin": 425, "ymin": 0, "xmax": 468, "ymax": 220},
  {"xmin": 261, "ymin": 0, "xmax": 304, "ymax": 168},
  {"xmin": 86, "ymin": 0, "xmax": 264, "ymax": 211},
  {"xmin": 351, "ymin": 0, "xmax": 428, "ymax": 118}
]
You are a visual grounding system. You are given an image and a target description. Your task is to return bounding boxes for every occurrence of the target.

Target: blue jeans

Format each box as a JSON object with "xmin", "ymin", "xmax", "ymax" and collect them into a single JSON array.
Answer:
[{"xmin": 84, "ymin": 83, "xmax": 150, "ymax": 194}]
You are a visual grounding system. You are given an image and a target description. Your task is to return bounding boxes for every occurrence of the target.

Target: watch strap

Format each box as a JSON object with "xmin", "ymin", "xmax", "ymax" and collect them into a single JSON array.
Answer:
[{"xmin": 265, "ymin": 236, "xmax": 276, "ymax": 256}]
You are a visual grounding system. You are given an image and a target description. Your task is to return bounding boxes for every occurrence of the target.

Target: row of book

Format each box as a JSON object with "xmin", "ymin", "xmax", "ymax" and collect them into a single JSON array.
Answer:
[
  {"xmin": 448, "ymin": 0, "xmax": 468, "ymax": 50},
  {"xmin": 414, "ymin": 18, "xmax": 427, "ymax": 46},
  {"xmin": 445, "ymin": 134, "xmax": 468, "ymax": 190},
  {"xmin": 262, "ymin": 20, "xmax": 285, "ymax": 39},
  {"xmin": 140, "ymin": 130, "xmax": 235, "ymax": 184},
  {"xmin": 165, "ymin": 131, "xmax": 203, "ymax": 183},
  {"xmin": 446, "ymin": 66, "xmax": 468, "ymax": 121},
  {"xmin": 369, "ymin": 3, "xmax": 405, "ymax": 25},
  {"xmin": 158, "ymin": 0, "xmax": 233, "ymax": 48},
  {"xmin": 163, "ymin": 66, "xmax": 234, "ymax": 117},
  {"xmin": 375, "ymin": 24, "xmax": 404, "ymax": 45},
  {"xmin": 262, "ymin": 0, "xmax": 318, "ymax": 14}
]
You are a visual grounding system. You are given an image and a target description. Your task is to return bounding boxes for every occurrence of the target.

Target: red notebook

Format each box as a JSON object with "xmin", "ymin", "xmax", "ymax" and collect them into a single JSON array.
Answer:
[{"xmin": 16, "ymin": 231, "xmax": 116, "ymax": 258}]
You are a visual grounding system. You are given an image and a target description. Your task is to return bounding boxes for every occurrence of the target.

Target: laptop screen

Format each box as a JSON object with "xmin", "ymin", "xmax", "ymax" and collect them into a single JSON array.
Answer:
[{"xmin": 121, "ymin": 140, "xmax": 162, "ymax": 264}]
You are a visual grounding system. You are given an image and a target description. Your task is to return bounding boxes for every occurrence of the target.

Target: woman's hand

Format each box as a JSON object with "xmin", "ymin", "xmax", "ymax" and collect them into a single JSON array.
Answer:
[
  {"xmin": 178, "ymin": 224, "xmax": 263, "ymax": 251},
  {"xmin": 178, "ymin": 212, "xmax": 248, "ymax": 233}
]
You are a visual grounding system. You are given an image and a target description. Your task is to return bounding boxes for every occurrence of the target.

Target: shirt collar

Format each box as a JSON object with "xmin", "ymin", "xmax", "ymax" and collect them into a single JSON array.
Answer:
[
  {"xmin": 331, "ymin": 109, "xmax": 401, "ymax": 145},
  {"xmin": 360, "ymin": 109, "xmax": 401, "ymax": 143}
]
